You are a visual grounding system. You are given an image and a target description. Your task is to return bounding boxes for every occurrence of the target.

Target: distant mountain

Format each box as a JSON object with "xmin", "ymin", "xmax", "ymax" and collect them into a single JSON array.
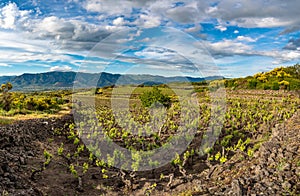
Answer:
[
  {"xmin": 0, "ymin": 71, "xmax": 223, "ymax": 91},
  {"xmin": 0, "ymin": 76, "xmax": 15, "ymax": 85}
]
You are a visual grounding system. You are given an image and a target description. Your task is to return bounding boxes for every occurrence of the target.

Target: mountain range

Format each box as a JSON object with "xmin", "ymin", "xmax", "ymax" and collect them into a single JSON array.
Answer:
[{"xmin": 0, "ymin": 71, "xmax": 223, "ymax": 91}]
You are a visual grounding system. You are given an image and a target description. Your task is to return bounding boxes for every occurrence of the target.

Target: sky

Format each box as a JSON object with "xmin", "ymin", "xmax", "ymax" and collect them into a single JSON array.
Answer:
[{"xmin": 0, "ymin": 0, "xmax": 300, "ymax": 78}]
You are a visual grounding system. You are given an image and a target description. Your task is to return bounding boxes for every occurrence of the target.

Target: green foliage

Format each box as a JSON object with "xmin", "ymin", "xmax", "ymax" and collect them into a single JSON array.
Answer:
[
  {"xmin": 82, "ymin": 162, "xmax": 89, "ymax": 174},
  {"xmin": 69, "ymin": 164, "xmax": 78, "ymax": 178},
  {"xmin": 139, "ymin": 86, "xmax": 171, "ymax": 108},
  {"xmin": 0, "ymin": 82, "xmax": 13, "ymax": 111},
  {"xmin": 219, "ymin": 156, "xmax": 227, "ymax": 164},
  {"xmin": 48, "ymin": 83, "xmax": 299, "ymax": 189},
  {"xmin": 225, "ymin": 64, "xmax": 300, "ymax": 90},
  {"xmin": 171, "ymin": 153, "xmax": 182, "ymax": 166},
  {"xmin": 43, "ymin": 150, "xmax": 52, "ymax": 167},
  {"xmin": 0, "ymin": 88, "xmax": 68, "ymax": 115},
  {"xmin": 0, "ymin": 82, "xmax": 12, "ymax": 93},
  {"xmin": 272, "ymin": 82, "xmax": 280, "ymax": 90},
  {"xmin": 248, "ymin": 79, "xmax": 258, "ymax": 89},
  {"xmin": 57, "ymin": 143, "xmax": 64, "ymax": 155}
]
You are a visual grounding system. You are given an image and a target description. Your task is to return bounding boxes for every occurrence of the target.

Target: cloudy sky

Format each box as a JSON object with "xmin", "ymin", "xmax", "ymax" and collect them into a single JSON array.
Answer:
[{"xmin": 0, "ymin": 0, "xmax": 300, "ymax": 77}]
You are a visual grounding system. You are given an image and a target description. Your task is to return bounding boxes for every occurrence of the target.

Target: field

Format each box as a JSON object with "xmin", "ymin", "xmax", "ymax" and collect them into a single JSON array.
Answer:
[{"xmin": 0, "ymin": 83, "xmax": 299, "ymax": 195}]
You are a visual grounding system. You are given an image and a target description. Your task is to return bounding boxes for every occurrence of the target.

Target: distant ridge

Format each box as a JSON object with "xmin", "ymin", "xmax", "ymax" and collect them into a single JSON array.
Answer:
[{"xmin": 0, "ymin": 71, "xmax": 223, "ymax": 91}]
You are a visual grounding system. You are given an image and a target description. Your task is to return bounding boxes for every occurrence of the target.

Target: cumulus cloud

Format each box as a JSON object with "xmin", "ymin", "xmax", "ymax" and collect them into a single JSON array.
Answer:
[
  {"xmin": 1, "ymin": 0, "xmax": 300, "ymax": 77},
  {"xmin": 23, "ymin": 16, "xmax": 120, "ymax": 52},
  {"xmin": 205, "ymin": 39, "xmax": 253, "ymax": 57},
  {"xmin": 0, "ymin": 2, "xmax": 31, "ymax": 29},
  {"xmin": 135, "ymin": 14, "xmax": 161, "ymax": 28},
  {"xmin": 206, "ymin": 0, "xmax": 300, "ymax": 32},
  {"xmin": 204, "ymin": 39, "xmax": 300, "ymax": 64},
  {"xmin": 166, "ymin": 4, "xmax": 202, "ymax": 24},
  {"xmin": 79, "ymin": 0, "xmax": 300, "ymax": 34},
  {"xmin": 112, "ymin": 17, "xmax": 125, "ymax": 26},
  {"xmin": 83, "ymin": 0, "xmax": 134, "ymax": 16}
]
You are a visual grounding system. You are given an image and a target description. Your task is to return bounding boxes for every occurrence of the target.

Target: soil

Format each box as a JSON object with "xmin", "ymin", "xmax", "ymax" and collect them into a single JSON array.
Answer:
[{"xmin": 0, "ymin": 110, "xmax": 299, "ymax": 195}]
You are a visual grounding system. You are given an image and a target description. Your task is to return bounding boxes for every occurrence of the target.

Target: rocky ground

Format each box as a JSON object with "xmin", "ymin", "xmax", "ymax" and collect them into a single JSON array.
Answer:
[
  {"xmin": 0, "ymin": 110, "xmax": 299, "ymax": 195},
  {"xmin": 189, "ymin": 110, "xmax": 300, "ymax": 195},
  {"xmin": 0, "ymin": 115, "xmax": 73, "ymax": 195}
]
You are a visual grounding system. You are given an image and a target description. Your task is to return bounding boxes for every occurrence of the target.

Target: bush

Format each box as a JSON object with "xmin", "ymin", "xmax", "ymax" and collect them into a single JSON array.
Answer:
[
  {"xmin": 263, "ymin": 84, "xmax": 271, "ymax": 90},
  {"xmin": 248, "ymin": 79, "xmax": 258, "ymax": 89},
  {"xmin": 139, "ymin": 87, "xmax": 171, "ymax": 108},
  {"xmin": 0, "ymin": 82, "xmax": 13, "ymax": 111},
  {"xmin": 272, "ymin": 82, "xmax": 279, "ymax": 90}
]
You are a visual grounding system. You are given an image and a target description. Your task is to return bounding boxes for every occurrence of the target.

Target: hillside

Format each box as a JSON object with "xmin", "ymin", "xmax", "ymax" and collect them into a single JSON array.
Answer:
[
  {"xmin": 0, "ymin": 71, "xmax": 222, "ymax": 91},
  {"xmin": 225, "ymin": 64, "xmax": 300, "ymax": 90}
]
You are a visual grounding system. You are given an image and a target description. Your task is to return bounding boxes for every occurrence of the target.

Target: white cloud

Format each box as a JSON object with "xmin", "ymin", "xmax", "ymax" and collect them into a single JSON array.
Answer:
[
  {"xmin": 204, "ymin": 38, "xmax": 300, "ymax": 64},
  {"xmin": 206, "ymin": 0, "xmax": 300, "ymax": 31},
  {"xmin": 136, "ymin": 14, "xmax": 161, "ymax": 28},
  {"xmin": 230, "ymin": 17, "xmax": 292, "ymax": 28},
  {"xmin": 234, "ymin": 30, "xmax": 239, "ymax": 34},
  {"xmin": 205, "ymin": 39, "xmax": 252, "ymax": 56},
  {"xmin": 215, "ymin": 25, "xmax": 227, "ymax": 32},
  {"xmin": 0, "ymin": 2, "xmax": 31, "ymax": 29},
  {"xmin": 166, "ymin": 4, "xmax": 202, "ymax": 24},
  {"xmin": 0, "ymin": 63, "xmax": 11, "ymax": 67},
  {"xmin": 50, "ymin": 65, "xmax": 72, "ymax": 72},
  {"xmin": 83, "ymin": 0, "xmax": 134, "ymax": 15},
  {"xmin": 113, "ymin": 17, "xmax": 125, "ymax": 26},
  {"xmin": 135, "ymin": 47, "xmax": 177, "ymax": 59},
  {"xmin": 236, "ymin": 36, "xmax": 257, "ymax": 42},
  {"xmin": 80, "ymin": 0, "xmax": 300, "ymax": 33},
  {"xmin": 205, "ymin": 6, "xmax": 218, "ymax": 14},
  {"xmin": 185, "ymin": 25, "xmax": 201, "ymax": 33}
]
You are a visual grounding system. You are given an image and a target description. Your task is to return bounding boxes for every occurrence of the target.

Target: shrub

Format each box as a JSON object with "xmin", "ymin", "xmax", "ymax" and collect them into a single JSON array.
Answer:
[
  {"xmin": 272, "ymin": 82, "xmax": 280, "ymax": 90},
  {"xmin": 0, "ymin": 82, "xmax": 13, "ymax": 111},
  {"xmin": 139, "ymin": 87, "xmax": 171, "ymax": 108},
  {"xmin": 248, "ymin": 79, "xmax": 258, "ymax": 89}
]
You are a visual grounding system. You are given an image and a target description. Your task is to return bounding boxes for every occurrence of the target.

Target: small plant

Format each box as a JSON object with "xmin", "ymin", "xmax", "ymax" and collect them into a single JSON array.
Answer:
[
  {"xmin": 160, "ymin": 173, "xmax": 165, "ymax": 180},
  {"xmin": 57, "ymin": 143, "xmax": 64, "ymax": 155},
  {"xmin": 214, "ymin": 151, "xmax": 221, "ymax": 161},
  {"xmin": 219, "ymin": 155, "xmax": 227, "ymax": 164},
  {"xmin": 144, "ymin": 183, "xmax": 157, "ymax": 196},
  {"xmin": 101, "ymin": 168, "xmax": 108, "ymax": 179},
  {"xmin": 69, "ymin": 164, "xmax": 78, "ymax": 178},
  {"xmin": 43, "ymin": 150, "xmax": 52, "ymax": 167},
  {"xmin": 247, "ymin": 148, "xmax": 254, "ymax": 157},
  {"xmin": 82, "ymin": 162, "xmax": 89, "ymax": 174}
]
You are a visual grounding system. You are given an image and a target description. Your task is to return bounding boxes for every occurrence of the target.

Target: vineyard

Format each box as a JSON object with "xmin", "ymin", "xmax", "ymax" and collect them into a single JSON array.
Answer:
[{"xmin": 0, "ymin": 82, "xmax": 299, "ymax": 195}]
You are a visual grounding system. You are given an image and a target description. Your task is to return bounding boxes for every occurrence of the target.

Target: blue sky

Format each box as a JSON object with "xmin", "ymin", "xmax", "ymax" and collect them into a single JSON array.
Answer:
[{"xmin": 0, "ymin": 0, "xmax": 300, "ymax": 77}]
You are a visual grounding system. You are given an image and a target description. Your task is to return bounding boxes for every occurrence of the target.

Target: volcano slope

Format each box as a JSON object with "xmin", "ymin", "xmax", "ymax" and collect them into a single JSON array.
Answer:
[{"xmin": 0, "ymin": 102, "xmax": 299, "ymax": 195}]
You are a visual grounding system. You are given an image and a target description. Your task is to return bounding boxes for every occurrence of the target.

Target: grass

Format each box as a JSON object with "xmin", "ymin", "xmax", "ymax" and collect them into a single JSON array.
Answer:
[
  {"xmin": 0, "ymin": 104, "xmax": 71, "ymax": 123},
  {"xmin": 0, "ymin": 117, "xmax": 14, "ymax": 125}
]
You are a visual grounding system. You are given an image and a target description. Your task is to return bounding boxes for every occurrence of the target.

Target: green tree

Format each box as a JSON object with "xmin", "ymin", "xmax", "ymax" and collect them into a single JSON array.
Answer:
[
  {"xmin": 0, "ymin": 82, "xmax": 13, "ymax": 111},
  {"xmin": 139, "ymin": 86, "xmax": 171, "ymax": 108}
]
